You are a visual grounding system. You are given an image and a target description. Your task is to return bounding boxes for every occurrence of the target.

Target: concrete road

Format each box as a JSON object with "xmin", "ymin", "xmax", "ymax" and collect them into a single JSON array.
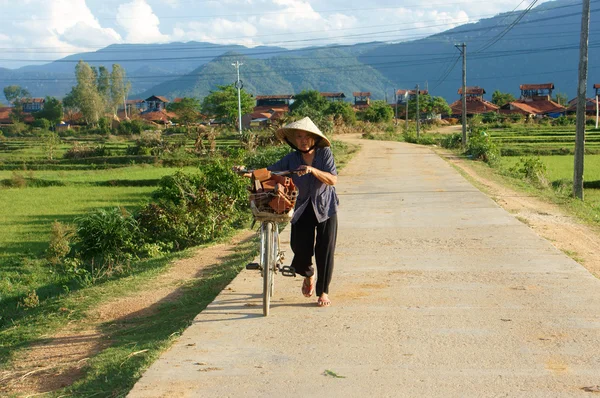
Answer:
[{"xmin": 129, "ymin": 138, "xmax": 600, "ymax": 397}]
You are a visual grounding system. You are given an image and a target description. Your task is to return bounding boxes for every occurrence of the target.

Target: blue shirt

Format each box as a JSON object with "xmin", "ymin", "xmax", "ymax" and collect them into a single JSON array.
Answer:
[{"xmin": 268, "ymin": 147, "xmax": 339, "ymax": 224}]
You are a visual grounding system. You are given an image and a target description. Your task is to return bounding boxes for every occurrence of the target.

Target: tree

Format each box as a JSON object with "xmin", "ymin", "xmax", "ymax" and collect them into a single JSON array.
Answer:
[
  {"xmin": 3, "ymin": 85, "xmax": 30, "ymax": 105},
  {"xmin": 167, "ymin": 97, "xmax": 202, "ymax": 126},
  {"xmin": 289, "ymin": 90, "xmax": 329, "ymax": 114},
  {"xmin": 491, "ymin": 90, "xmax": 516, "ymax": 107},
  {"xmin": 110, "ymin": 64, "xmax": 130, "ymax": 118},
  {"xmin": 325, "ymin": 101, "xmax": 356, "ymax": 125},
  {"xmin": 553, "ymin": 92, "xmax": 569, "ymax": 106},
  {"xmin": 431, "ymin": 96, "xmax": 452, "ymax": 117},
  {"xmin": 360, "ymin": 100, "xmax": 393, "ymax": 123},
  {"xmin": 4, "ymin": 85, "xmax": 31, "ymax": 123},
  {"xmin": 35, "ymin": 96, "xmax": 63, "ymax": 127},
  {"xmin": 73, "ymin": 61, "xmax": 103, "ymax": 125},
  {"xmin": 97, "ymin": 66, "xmax": 111, "ymax": 113},
  {"xmin": 201, "ymin": 85, "xmax": 253, "ymax": 126}
]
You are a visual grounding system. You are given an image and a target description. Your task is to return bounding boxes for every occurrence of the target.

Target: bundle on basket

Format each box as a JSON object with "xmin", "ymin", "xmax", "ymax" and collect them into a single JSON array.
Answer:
[{"xmin": 249, "ymin": 168, "xmax": 298, "ymax": 218}]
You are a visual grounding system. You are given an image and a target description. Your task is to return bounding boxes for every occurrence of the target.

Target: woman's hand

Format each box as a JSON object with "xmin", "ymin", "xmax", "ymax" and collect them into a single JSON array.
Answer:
[{"xmin": 296, "ymin": 165, "xmax": 312, "ymax": 176}]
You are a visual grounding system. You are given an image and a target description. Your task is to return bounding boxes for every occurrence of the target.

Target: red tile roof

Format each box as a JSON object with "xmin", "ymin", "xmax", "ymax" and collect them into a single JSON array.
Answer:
[
  {"xmin": 256, "ymin": 95, "xmax": 294, "ymax": 100},
  {"xmin": 458, "ymin": 86, "xmax": 485, "ymax": 95},
  {"xmin": 449, "ymin": 98, "xmax": 499, "ymax": 115},
  {"xmin": 253, "ymin": 105, "xmax": 289, "ymax": 114},
  {"xmin": 567, "ymin": 97, "xmax": 599, "ymax": 112},
  {"xmin": 320, "ymin": 92, "xmax": 346, "ymax": 98},
  {"xmin": 0, "ymin": 106, "xmax": 12, "ymax": 123},
  {"xmin": 594, "ymin": 84, "xmax": 600, "ymax": 89},
  {"xmin": 353, "ymin": 92, "xmax": 371, "ymax": 97},
  {"xmin": 509, "ymin": 99, "xmax": 565, "ymax": 115},
  {"xmin": 140, "ymin": 109, "xmax": 176, "ymax": 122},
  {"xmin": 145, "ymin": 95, "xmax": 169, "ymax": 103},
  {"xmin": 520, "ymin": 83, "xmax": 554, "ymax": 90}
]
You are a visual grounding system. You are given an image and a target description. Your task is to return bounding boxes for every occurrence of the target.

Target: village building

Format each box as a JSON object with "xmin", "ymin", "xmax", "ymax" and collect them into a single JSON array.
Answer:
[
  {"xmin": 449, "ymin": 86, "xmax": 499, "ymax": 117},
  {"xmin": 21, "ymin": 98, "xmax": 45, "ymax": 113},
  {"xmin": 353, "ymin": 92, "xmax": 371, "ymax": 110},
  {"xmin": 502, "ymin": 83, "xmax": 565, "ymax": 118},
  {"xmin": 139, "ymin": 95, "xmax": 175, "ymax": 124},
  {"xmin": 245, "ymin": 94, "xmax": 294, "ymax": 129},
  {"xmin": 320, "ymin": 92, "xmax": 346, "ymax": 102}
]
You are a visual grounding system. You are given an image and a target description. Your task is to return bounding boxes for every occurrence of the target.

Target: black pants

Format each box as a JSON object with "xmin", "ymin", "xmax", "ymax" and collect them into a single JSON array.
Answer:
[{"xmin": 290, "ymin": 205, "xmax": 338, "ymax": 296}]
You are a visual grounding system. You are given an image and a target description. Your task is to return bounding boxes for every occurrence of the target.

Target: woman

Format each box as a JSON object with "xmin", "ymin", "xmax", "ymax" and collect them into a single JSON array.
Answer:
[{"xmin": 268, "ymin": 117, "xmax": 339, "ymax": 307}]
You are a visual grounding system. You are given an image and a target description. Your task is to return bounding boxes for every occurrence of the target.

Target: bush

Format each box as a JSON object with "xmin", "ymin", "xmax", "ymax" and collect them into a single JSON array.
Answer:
[
  {"xmin": 482, "ymin": 112, "xmax": 499, "ymax": 124},
  {"xmin": 137, "ymin": 161, "xmax": 250, "ymax": 250},
  {"xmin": 75, "ymin": 208, "xmax": 140, "ymax": 272},
  {"xmin": 441, "ymin": 133, "xmax": 462, "ymax": 149},
  {"xmin": 117, "ymin": 119, "xmax": 147, "ymax": 135},
  {"xmin": 63, "ymin": 142, "xmax": 108, "ymax": 159},
  {"xmin": 33, "ymin": 118, "xmax": 51, "ymax": 131},
  {"xmin": 465, "ymin": 130, "xmax": 500, "ymax": 165},
  {"xmin": 127, "ymin": 130, "xmax": 164, "ymax": 156},
  {"xmin": 46, "ymin": 221, "xmax": 75, "ymax": 266},
  {"xmin": 507, "ymin": 156, "xmax": 548, "ymax": 187}
]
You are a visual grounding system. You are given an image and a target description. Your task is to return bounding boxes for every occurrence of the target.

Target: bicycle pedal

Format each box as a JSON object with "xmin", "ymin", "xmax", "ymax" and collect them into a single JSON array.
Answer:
[
  {"xmin": 246, "ymin": 262, "xmax": 261, "ymax": 270},
  {"xmin": 280, "ymin": 266, "xmax": 296, "ymax": 277}
]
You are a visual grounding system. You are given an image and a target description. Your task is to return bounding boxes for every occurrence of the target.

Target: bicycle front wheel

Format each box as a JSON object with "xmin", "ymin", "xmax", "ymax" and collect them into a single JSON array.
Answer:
[{"xmin": 261, "ymin": 222, "xmax": 274, "ymax": 316}]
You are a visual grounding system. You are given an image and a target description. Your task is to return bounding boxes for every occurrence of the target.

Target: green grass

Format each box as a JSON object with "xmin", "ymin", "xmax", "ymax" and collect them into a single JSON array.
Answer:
[{"xmin": 0, "ymin": 134, "xmax": 361, "ymax": 397}]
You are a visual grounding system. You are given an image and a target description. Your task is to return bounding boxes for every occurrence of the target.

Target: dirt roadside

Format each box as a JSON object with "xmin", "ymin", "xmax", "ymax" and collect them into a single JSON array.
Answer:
[
  {"xmin": 437, "ymin": 150, "xmax": 600, "ymax": 279},
  {"xmin": 0, "ymin": 230, "xmax": 255, "ymax": 396}
]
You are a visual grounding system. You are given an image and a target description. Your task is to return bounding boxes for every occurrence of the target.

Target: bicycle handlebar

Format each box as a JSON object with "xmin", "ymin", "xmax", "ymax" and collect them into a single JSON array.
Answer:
[{"xmin": 233, "ymin": 167, "xmax": 300, "ymax": 176}]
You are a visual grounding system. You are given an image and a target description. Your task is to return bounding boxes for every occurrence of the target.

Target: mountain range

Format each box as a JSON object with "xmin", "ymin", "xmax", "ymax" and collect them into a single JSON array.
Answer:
[{"xmin": 0, "ymin": 0, "xmax": 596, "ymax": 104}]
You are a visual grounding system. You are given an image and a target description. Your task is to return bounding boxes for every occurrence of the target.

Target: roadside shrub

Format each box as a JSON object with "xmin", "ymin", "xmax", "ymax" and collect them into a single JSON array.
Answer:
[
  {"xmin": 46, "ymin": 221, "xmax": 75, "ymax": 266},
  {"xmin": 508, "ymin": 157, "xmax": 549, "ymax": 187},
  {"xmin": 18, "ymin": 290, "xmax": 40, "ymax": 309},
  {"xmin": 75, "ymin": 208, "xmax": 140, "ymax": 272},
  {"xmin": 243, "ymin": 145, "xmax": 291, "ymax": 169},
  {"xmin": 441, "ymin": 133, "xmax": 462, "ymax": 149},
  {"xmin": 465, "ymin": 131, "xmax": 500, "ymax": 165},
  {"xmin": 137, "ymin": 161, "xmax": 250, "ymax": 250}
]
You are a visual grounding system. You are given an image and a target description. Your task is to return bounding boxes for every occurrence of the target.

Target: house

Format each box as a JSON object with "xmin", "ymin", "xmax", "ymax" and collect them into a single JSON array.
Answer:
[
  {"xmin": 253, "ymin": 95, "xmax": 293, "ymax": 116},
  {"xmin": 21, "ymin": 98, "xmax": 45, "ymax": 113},
  {"xmin": 144, "ymin": 95, "xmax": 169, "ymax": 112},
  {"xmin": 595, "ymin": 84, "xmax": 600, "ymax": 97},
  {"xmin": 123, "ymin": 99, "xmax": 146, "ymax": 114},
  {"xmin": 449, "ymin": 86, "xmax": 499, "ymax": 117},
  {"xmin": 353, "ymin": 92, "xmax": 371, "ymax": 110},
  {"xmin": 0, "ymin": 107, "xmax": 12, "ymax": 124},
  {"xmin": 566, "ymin": 97, "xmax": 600, "ymax": 115},
  {"xmin": 242, "ymin": 108, "xmax": 287, "ymax": 129},
  {"xmin": 502, "ymin": 83, "xmax": 565, "ymax": 118},
  {"xmin": 320, "ymin": 92, "xmax": 346, "ymax": 102},
  {"xmin": 395, "ymin": 89, "xmax": 428, "ymax": 104}
]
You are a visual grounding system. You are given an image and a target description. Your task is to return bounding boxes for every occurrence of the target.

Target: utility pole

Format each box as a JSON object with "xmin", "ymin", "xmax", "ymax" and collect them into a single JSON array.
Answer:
[
  {"xmin": 405, "ymin": 91, "xmax": 409, "ymax": 131},
  {"xmin": 416, "ymin": 84, "xmax": 420, "ymax": 139},
  {"xmin": 455, "ymin": 43, "xmax": 467, "ymax": 149},
  {"xmin": 596, "ymin": 89, "xmax": 600, "ymax": 130},
  {"xmin": 574, "ymin": 0, "xmax": 590, "ymax": 200},
  {"xmin": 232, "ymin": 61, "xmax": 244, "ymax": 135},
  {"xmin": 394, "ymin": 90, "xmax": 398, "ymax": 125}
]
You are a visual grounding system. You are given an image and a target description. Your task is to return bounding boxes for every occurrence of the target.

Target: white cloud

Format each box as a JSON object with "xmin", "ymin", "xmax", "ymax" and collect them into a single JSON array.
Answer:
[{"xmin": 116, "ymin": 0, "xmax": 169, "ymax": 43}]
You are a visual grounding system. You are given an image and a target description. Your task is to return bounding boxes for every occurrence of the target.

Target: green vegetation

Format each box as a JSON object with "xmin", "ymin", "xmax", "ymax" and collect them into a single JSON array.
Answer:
[{"xmin": 0, "ymin": 121, "xmax": 359, "ymax": 396}]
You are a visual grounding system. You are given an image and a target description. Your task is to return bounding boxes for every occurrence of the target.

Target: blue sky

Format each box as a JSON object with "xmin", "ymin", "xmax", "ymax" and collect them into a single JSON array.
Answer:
[{"xmin": 0, "ymin": 0, "xmax": 556, "ymax": 69}]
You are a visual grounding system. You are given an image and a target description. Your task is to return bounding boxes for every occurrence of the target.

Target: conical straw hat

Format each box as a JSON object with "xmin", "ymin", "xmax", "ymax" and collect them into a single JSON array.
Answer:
[{"xmin": 275, "ymin": 117, "xmax": 331, "ymax": 148}]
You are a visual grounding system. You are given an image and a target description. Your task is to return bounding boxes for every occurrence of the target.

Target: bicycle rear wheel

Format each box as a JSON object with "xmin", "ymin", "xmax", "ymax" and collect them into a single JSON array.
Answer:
[{"xmin": 261, "ymin": 222, "xmax": 274, "ymax": 316}]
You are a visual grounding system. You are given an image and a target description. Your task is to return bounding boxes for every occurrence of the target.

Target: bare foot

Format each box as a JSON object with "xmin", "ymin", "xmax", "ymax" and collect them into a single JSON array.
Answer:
[
  {"xmin": 317, "ymin": 294, "xmax": 331, "ymax": 307},
  {"xmin": 302, "ymin": 276, "xmax": 315, "ymax": 297}
]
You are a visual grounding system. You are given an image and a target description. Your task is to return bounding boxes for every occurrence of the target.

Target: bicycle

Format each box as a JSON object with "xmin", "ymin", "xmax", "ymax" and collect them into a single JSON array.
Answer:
[{"xmin": 235, "ymin": 168, "xmax": 299, "ymax": 316}]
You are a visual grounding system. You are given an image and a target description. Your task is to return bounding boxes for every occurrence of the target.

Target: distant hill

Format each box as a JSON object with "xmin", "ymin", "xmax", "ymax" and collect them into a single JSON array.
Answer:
[
  {"xmin": 0, "ymin": 0, "xmax": 596, "ymax": 103},
  {"xmin": 0, "ymin": 42, "xmax": 289, "ymax": 98},
  {"xmin": 360, "ymin": 0, "xmax": 597, "ymax": 102},
  {"xmin": 137, "ymin": 47, "xmax": 394, "ymax": 100}
]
